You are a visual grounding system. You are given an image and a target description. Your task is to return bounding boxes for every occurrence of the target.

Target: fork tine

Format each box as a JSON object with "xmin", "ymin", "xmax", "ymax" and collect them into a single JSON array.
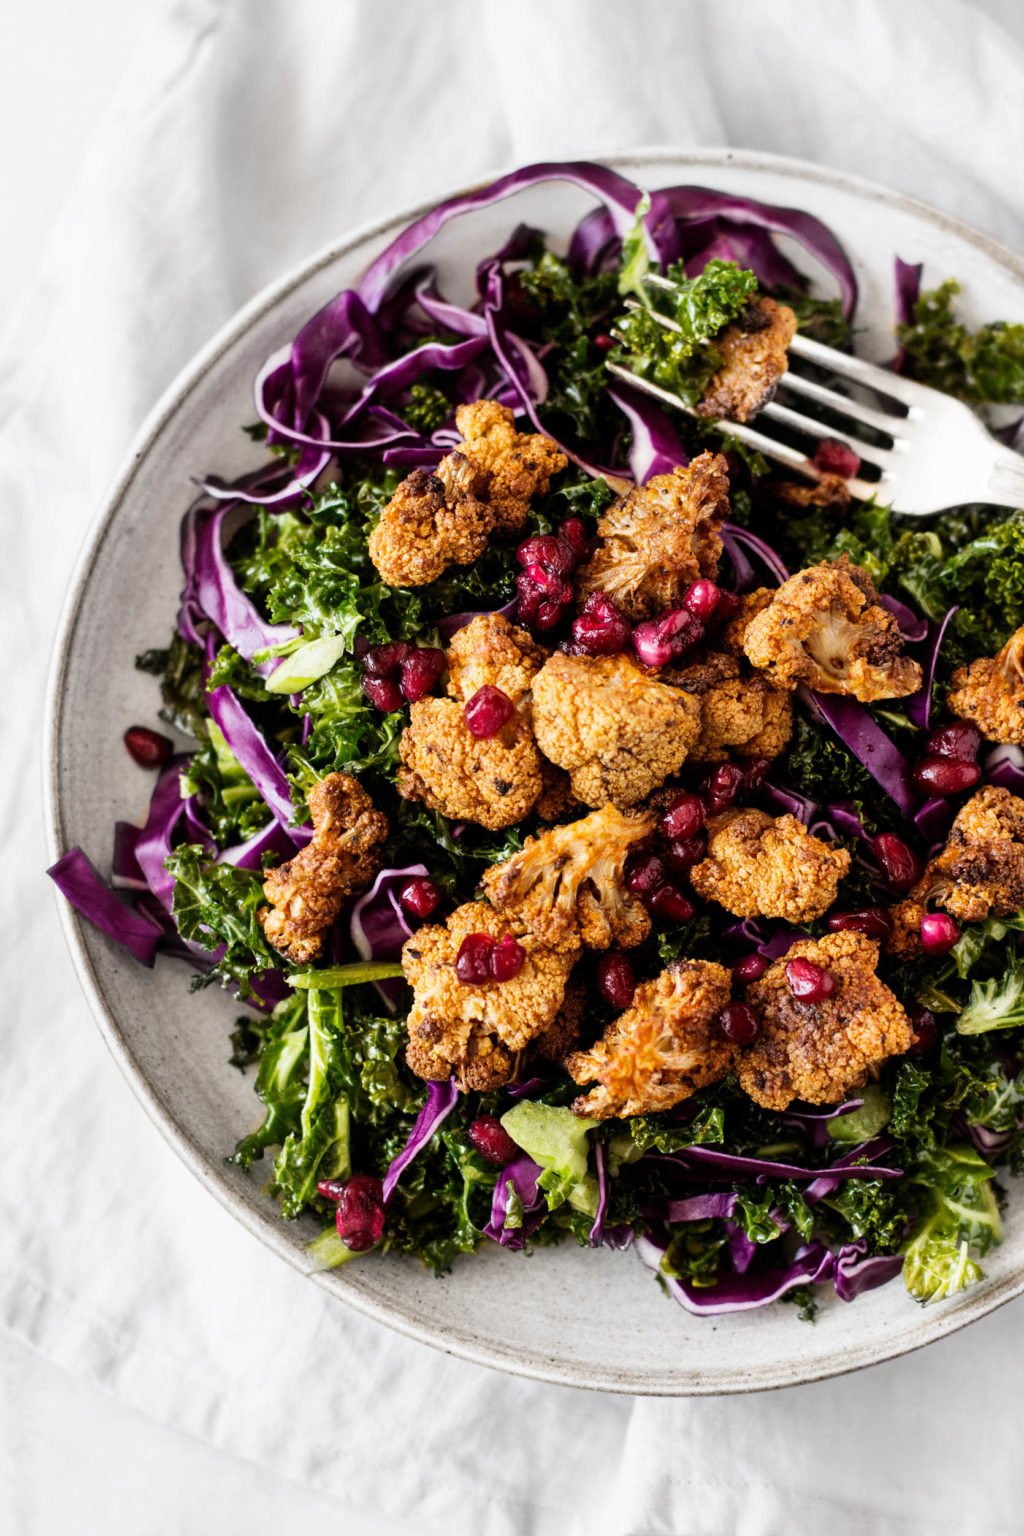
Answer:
[
  {"xmin": 777, "ymin": 369, "xmax": 905, "ymax": 437},
  {"xmin": 788, "ymin": 334, "xmax": 923, "ymax": 408},
  {"xmin": 758, "ymin": 399, "xmax": 894, "ymax": 467}
]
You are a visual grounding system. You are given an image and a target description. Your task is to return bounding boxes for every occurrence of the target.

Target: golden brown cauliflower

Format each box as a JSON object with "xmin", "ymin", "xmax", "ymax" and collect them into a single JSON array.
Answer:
[
  {"xmin": 738, "ymin": 931, "xmax": 914, "ymax": 1110},
  {"xmin": 368, "ymin": 453, "xmax": 493, "ymax": 587},
  {"xmin": 575, "ymin": 451, "xmax": 728, "ymax": 620},
  {"xmin": 567, "ymin": 960, "xmax": 735, "ymax": 1119},
  {"xmin": 532, "ymin": 975, "xmax": 586, "ymax": 1066},
  {"xmin": 482, "ymin": 803, "xmax": 655, "ymax": 951},
  {"xmin": 454, "ymin": 400, "xmax": 566, "ymax": 534},
  {"xmin": 772, "ymin": 473, "xmax": 852, "ymax": 512},
  {"xmin": 534, "ymin": 760, "xmax": 584, "ymax": 823},
  {"xmin": 666, "ymin": 651, "xmax": 794, "ymax": 763},
  {"xmin": 690, "ymin": 808, "xmax": 851, "ymax": 922},
  {"xmin": 397, "ymin": 698, "xmax": 543, "ymax": 830},
  {"xmin": 947, "ymin": 626, "xmax": 1024, "ymax": 745},
  {"xmin": 695, "ymin": 296, "xmax": 797, "ymax": 423},
  {"xmin": 402, "ymin": 902, "xmax": 578, "ymax": 1090},
  {"xmin": 531, "ymin": 652, "xmax": 701, "ymax": 808},
  {"xmin": 742, "ymin": 557, "xmax": 923, "ymax": 702},
  {"xmin": 720, "ymin": 587, "xmax": 775, "ymax": 656},
  {"xmin": 444, "ymin": 612, "xmax": 547, "ymax": 707},
  {"xmin": 258, "ymin": 774, "xmax": 387, "ymax": 964}
]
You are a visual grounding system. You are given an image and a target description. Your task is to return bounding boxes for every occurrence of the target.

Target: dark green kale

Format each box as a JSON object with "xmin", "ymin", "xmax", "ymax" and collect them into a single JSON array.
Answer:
[
  {"xmin": 897, "ymin": 280, "xmax": 1024, "ymax": 403},
  {"xmin": 166, "ymin": 844, "xmax": 278, "ymax": 996},
  {"xmin": 180, "ymin": 721, "xmax": 270, "ymax": 845},
  {"xmin": 517, "ymin": 249, "xmax": 621, "ymax": 445},
  {"xmin": 136, "ymin": 634, "xmax": 208, "ymax": 738}
]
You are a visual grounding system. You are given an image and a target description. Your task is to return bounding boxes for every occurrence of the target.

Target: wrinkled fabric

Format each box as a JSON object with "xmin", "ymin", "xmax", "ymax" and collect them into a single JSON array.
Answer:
[{"xmin": 3, "ymin": 1, "xmax": 1024, "ymax": 1531}]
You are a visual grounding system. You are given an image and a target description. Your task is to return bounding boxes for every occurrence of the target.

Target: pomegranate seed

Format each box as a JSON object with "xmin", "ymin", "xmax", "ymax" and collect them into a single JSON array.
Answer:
[
  {"xmin": 912, "ymin": 755, "xmax": 981, "ymax": 795},
  {"xmin": 683, "ymin": 579, "xmax": 721, "ymax": 623},
  {"xmin": 362, "ymin": 675, "xmax": 404, "ymax": 712},
  {"xmin": 920, "ymin": 912, "xmax": 960, "ymax": 955},
  {"xmin": 572, "ymin": 592, "xmax": 632, "ymax": 655},
  {"xmin": 491, "ymin": 933, "xmax": 526, "ymax": 982},
  {"xmin": 704, "ymin": 763, "xmax": 744, "ymax": 815},
  {"xmin": 662, "ymin": 834, "xmax": 707, "ymax": 872},
  {"xmin": 468, "ymin": 1115, "xmax": 519, "ymax": 1165},
  {"xmin": 732, "ymin": 953, "xmax": 768, "ymax": 984},
  {"xmin": 464, "ymin": 685, "xmax": 515, "ymax": 738},
  {"xmin": 516, "ymin": 534, "xmax": 576, "ymax": 577},
  {"xmin": 908, "ymin": 1005, "xmax": 938, "ymax": 1056},
  {"xmin": 625, "ymin": 852, "xmax": 666, "ymax": 895},
  {"xmin": 332, "ymin": 1174, "xmax": 386, "ymax": 1252},
  {"xmin": 533, "ymin": 597, "xmax": 568, "ymax": 632},
  {"xmin": 872, "ymin": 832, "xmax": 921, "ymax": 892},
  {"xmin": 712, "ymin": 589, "xmax": 741, "ymax": 625},
  {"xmin": 814, "ymin": 438, "xmax": 861, "ymax": 478},
  {"xmin": 785, "ymin": 958, "xmax": 837, "ymax": 1002},
  {"xmin": 593, "ymin": 333, "xmax": 615, "ymax": 351},
  {"xmin": 558, "ymin": 518, "xmax": 590, "ymax": 561},
  {"xmin": 827, "ymin": 908, "xmax": 893, "ymax": 941},
  {"xmin": 926, "ymin": 721, "xmax": 982, "ymax": 762},
  {"xmin": 596, "ymin": 951, "xmax": 637, "ymax": 1009},
  {"xmin": 398, "ymin": 877, "xmax": 441, "ymax": 920},
  {"xmin": 316, "ymin": 1178, "xmax": 347, "ymax": 1202},
  {"xmin": 516, "ymin": 570, "xmax": 573, "ymax": 633},
  {"xmin": 123, "ymin": 726, "xmax": 173, "ymax": 769},
  {"xmin": 648, "ymin": 884, "xmax": 696, "ymax": 922},
  {"xmin": 456, "ymin": 932, "xmax": 496, "ymax": 984},
  {"xmin": 659, "ymin": 791, "xmax": 705, "ymax": 841},
  {"xmin": 363, "ymin": 641, "xmax": 412, "ymax": 677},
  {"xmin": 632, "ymin": 608, "xmax": 704, "ymax": 668},
  {"xmin": 718, "ymin": 1002, "xmax": 761, "ymax": 1044},
  {"xmin": 524, "ymin": 563, "xmax": 571, "ymax": 602},
  {"xmin": 399, "ymin": 647, "xmax": 446, "ymax": 703},
  {"xmin": 739, "ymin": 756, "xmax": 771, "ymax": 794}
]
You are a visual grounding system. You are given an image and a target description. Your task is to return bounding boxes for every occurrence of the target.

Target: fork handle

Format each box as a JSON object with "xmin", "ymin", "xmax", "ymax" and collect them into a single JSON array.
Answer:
[{"xmin": 988, "ymin": 451, "xmax": 1024, "ymax": 509}]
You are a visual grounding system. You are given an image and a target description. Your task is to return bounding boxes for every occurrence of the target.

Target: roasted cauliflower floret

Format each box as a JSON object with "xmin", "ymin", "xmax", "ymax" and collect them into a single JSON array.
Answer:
[
  {"xmin": 402, "ymin": 902, "xmax": 578, "ymax": 1090},
  {"xmin": 575, "ymin": 451, "xmax": 728, "ymax": 621},
  {"xmin": 720, "ymin": 587, "xmax": 774, "ymax": 656},
  {"xmin": 482, "ymin": 803, "xmax": 655, "ymax": 951},
  {"xmin": 534, "ymin": 760, "xmax": 584, "ymax": 823},
  {"xmin": 947, "ymin": 626, "xmax": 1024, "ymax": 745},
  {"xmin": 444, "ymin": 612, "xmax": 547, "ymax": 707},
  {"xmin": 695, "ymin": 296, "xmax": 797, "ymax": 423},
  {"xmin": 368, "ymin": 453, "xmax": 493, "ymax": 587},
  {"xmin": 742, "ymin": 557, "xmax": 923, "ymax": 702},
  {"xmin": 772, "ymin": 473, "xmax": 852, "ymax": 512},
  {"xmin": 738, "ymin": 931, "xmax": 914, "ymax": 1110},
  {"xmin": 531, "ymin": 652, "xmax": 701, "ymax": 808},
  {"xmin": 397, "ymin": 698, "xmax": 543, "ymax": 830},
  {"xmin": 532, "ymin": 975, "xmax": 586, "ymax": 1066},
  {"xmin": 567, "ymin": 960, "xmax": 735, "ymax": 1118},
  {"xmin": 667, "ymin": 651, "xmax": 794, "ymax": 763},
  {"xmin": 691, "ymin": 808, "xmax": 851, "ymax": 922},
  {"xmin": 258, "ymin": 773, "xmax": 387, "ymax": 964},
  {"xmin": 454, "ymin": 400, "xmax": 566, "ymax": 534}
]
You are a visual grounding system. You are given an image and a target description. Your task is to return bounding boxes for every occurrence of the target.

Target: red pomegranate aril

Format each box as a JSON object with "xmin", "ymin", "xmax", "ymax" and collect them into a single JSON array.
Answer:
[
  {"xmin": 361, "ymin": 675, "xmax": 405, "ymax": 712},
  {"xmin": 525, "ymin": 563, "xmax": 573, "ymax": 601},
  {"xmin": 718, "ymin": 1001, "xmax": 761, "ymax": 1044},
  {"xmin": 464, "ymin": 685, "xmax": 515, "ymax": 738},
  {"xmin": 648, "ymin": 884, "xmax": 696, "ymax": 923},
  {"xmin": 534, "ymin": 597, "xmax": 567, "ymax": 632},
  {"xmin": 558, "ymin": 517, "xmax": 590, "ymax": 561},
  {"xmin": 593, "ymin": 333, "xmax": 615, "ymax": 351},
  {"xmin": 911, "ymin": 755, "xmax": 981, "ymax": 795},
  {"xmin": 704, "ymin": 762, "xmax": 744, "ymax": 815},
  {"xmin": 785, "ymin": 958, "xmax": 837, "ymax": 1002},
  {"xmin": 827, "ymin": 907, "xmax": 893, "ymax": 941},
  {"xmin": 363, "ymin": 640, "xmax": 413, "ymax": 677},
  {"xmin": 316, "ymin": 1178, "xmax": 347, "ymax": 1202},
  {"xmin": 662, "ymin": 833, "xmax": 706, "ymax": 872},
  {"xmin": 399, "ymin": 647, "xmax": 446, "ymax": 703},
  {"xmin": 625, "ymin": 852, "xmax": 666, "ymax": 896},
  {"xmin": 872, "ymin": 832, "xmax": 921, "ymax": 891},
  {"xmin": 732, "ymin": 953, "xmax": 768, "ymax": 984},
  {"xmin": 814, "ymin": 438, "xmax": 862, "ymax": 479},
  {"xmin": 398, "ymin": 877, "xmax": 441, "ymax": 920},
  {"xmin": 659, "ymin": 791, "xmax": 705, "ymax": 841},
  {"xmin": 596, "ymin": 951, "xmax": 637, "ymax": 1010},
  {"xmin": 683, "ymin": 579, "xmax": 721, "ymax": 623},
  {"xmin": 123, "ymin": 726, "xmax": 174, "ymax": 769},
  {"xmin": 908, "ymin": 1005, "xmax": 938, "ymax": 1056},
  {"xmin": 920, "ymin": 912, "xmax": 960, "ymax": 956},
  {"xmin": 739, "ymin": 756, "xmax": 771, "ymax": 794},
  {"xmin": 333, "ymin": 1174, "xmax": 386, "ymax": 1252},
  {"xmin": 491, "ymin": 933, "xmax": 526, "ymax": 982},
  {"xmin": 572, "ymin": 593, "xmax": 632, "ymax": 656},
  {"xmin": 456, "ymin": 932, "xmax": 496, "ymax": 984},
  {"xmin": 468, "ymin": 1115, "xmax": 519, "ymax": 1165},
  {"xmin": 517, "ymin": 534, "xmax": 575, "ymax": 577},
  {"xmin": 632, "ymin": 608, "xmax": 704, "ymax": 669},
  {"xmin": 926, "ymin": 721, "xmax": 982, "ymax": 762},
  {"xmin": 712, "ymin": 589, "xmax": 741, "ymax": 625}
]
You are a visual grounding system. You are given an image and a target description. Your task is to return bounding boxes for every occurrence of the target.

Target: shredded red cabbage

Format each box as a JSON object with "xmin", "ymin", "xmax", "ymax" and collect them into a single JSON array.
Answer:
[
  {"xmin": 483, "ymin": 1155, "xmax": 547, "ymax": 1249},
  {"xmin": 637, "ymin": 1232, "xmax": 836, "ymax": 1315},
  {"xmin": 47, "ymin": 848, "xmax": 164, "ymax": 967},
  {"xmin": 804, "ymin": 688, "xmax": 918, "ymax": 817},
  {"xmin": 833, "ymin": 1239, "xmax": 905, "ymax": 1302},
  {"xmin": 906, "ymin": 606, "xmax": 959, "ymax": 730},
  {"xmin": 382, "ymin": 1078, "xmax": 459, "ymax": 1203}
]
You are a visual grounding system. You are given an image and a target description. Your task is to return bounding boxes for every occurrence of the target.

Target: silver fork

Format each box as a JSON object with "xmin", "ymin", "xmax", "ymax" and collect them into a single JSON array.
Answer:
[{"xmin": 607, "ymin": 272, "xmax": 1024, "ymax": 515}]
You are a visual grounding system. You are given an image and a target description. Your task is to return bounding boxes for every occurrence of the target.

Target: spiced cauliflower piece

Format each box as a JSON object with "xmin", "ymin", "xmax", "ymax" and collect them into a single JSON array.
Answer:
[
  {"xmin": 258, "ymin": 773, "xmax": 387, "ymax": 964},
  {"xmin": 742, "ymin": 557, "xmax": 923, "ymax": 702},
  {"xmin": 482, "ymin": 803, "xmax": 655, "ymax": 951},
  {"xmin": 397, "ymin": 697, "xmax": 543, "ymax": 830},
  {"xmin": 738, "ymin": 931, "xmax": 914, "ymax": 1110},
  {"xmin": 531, "ymin": 652, "xmax": 701, "ymax": 808},
  {"xmin": 444, "ymin": 612, "xmax": 547, "ymax": 707},
  {"xmin": 402, "ymin": 902, "xmax": 578, "ymax": 1090},
  {"xmin": 567, "ymin": 960, "xmax": 735, "ymax": 1119},
  {"xmin": 720, "ymin": 587, "xmax": 774, "ymax": 656},
  {"xmin": 947, "ymin": 625, "xmax": 1024, "ymax": 745},
  {"xmin": 575, "ymin": 451, "xmax": 728, "ymax": 620},
  {"xmin": 691, "ymin": 808, "xmax": 850, "ymax": 922},
  {"xmin": 694, "ymin": 297, "xmax": 797, "ymax": 424},
  {"xmin": 368, "ymin": 453, "xmax": 493, "ymax": 587},
  {"xmin": 454, "ymin": 400, "xmax": 566, "ymax": 534},
  {"xmin": 666, "ymin": 651, "xmax": 793, "ymax": 763}
]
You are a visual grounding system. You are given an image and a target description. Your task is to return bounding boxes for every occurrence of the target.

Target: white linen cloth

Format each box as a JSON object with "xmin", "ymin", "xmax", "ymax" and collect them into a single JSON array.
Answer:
[{"xmin": 3, "ymin": 1, "xmax": 1024, "ymax": 1530}]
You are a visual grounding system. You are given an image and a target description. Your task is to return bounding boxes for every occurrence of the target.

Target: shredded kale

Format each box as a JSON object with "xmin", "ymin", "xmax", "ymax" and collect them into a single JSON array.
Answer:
[{"xmin": 897, "ymin": 280, "xmax": 1024, "ymax": 403}]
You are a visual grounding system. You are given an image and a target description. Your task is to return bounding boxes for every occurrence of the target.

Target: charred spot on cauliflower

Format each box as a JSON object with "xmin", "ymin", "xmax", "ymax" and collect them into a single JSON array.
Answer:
[
  {"xmin": 531, "ymin": 652, "xmax": 701, "ymax": 808},
  {"xmin": 694, "ymin": 296, "xmax": 797, "ymax": 424},
  {"xmin": 402, "ymin": 902, "xmax": 578, "ymax": 1090},
  {"xmin": 567, "ymin": 960, "xmax": 735, "ymax": 1118},
  {"xmin": 575, "ymin": 451, "xmax": 728, "ymax": 621},
  {"xmin": 887, "ymin": 786, "xmax": 1024, "ymax": 944},
  {"xmin": 738, "ymin": 931, "xmax": 914, "ymax": 1110},
  {"xmin": 258, "ymin": 773, "xmax": 387, "ymax": 964},
  {"xmin": 948, "ymin": 625, "xmax": 1024, "ymax": 745},
  {"xmin": 742, "ymin": 557, "xmax": 923, "ymax": 702},
  {"xmin": 482, "ymin": 803, "xmax": 655, "ymax": 951},
  {"xmin": 666, "ymin": 650, "xmax": 793, "ymax": 763},
  {"xmin": 454, "ymin": 400, "xmax": 566, "ymax": 534},
  {"xmin": 691, "ymin": 808, "xmax": 851, "ymax": 923},
  {"xmin": 444, "ymin": 612, "xmax": 547, "ymax": 707},
  {"xmin": 397, "ymin": 697, "xmax": 543, "ymax": 830},
  {"xmin": 368, "ymin": 453, "xmax": 493, "ymax": 587}
]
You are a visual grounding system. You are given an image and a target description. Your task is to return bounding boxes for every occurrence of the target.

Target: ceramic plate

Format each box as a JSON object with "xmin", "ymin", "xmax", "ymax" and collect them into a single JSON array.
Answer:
[{"xmin": 45, "ymin": 150, "xmax": 1024, "ymax": 1395}]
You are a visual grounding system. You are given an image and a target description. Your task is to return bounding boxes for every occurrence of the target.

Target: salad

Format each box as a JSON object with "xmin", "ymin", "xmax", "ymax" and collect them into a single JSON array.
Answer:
[{"xmin": 50, "ymin": 161, "xmax": 1024, "ymax": 1318}]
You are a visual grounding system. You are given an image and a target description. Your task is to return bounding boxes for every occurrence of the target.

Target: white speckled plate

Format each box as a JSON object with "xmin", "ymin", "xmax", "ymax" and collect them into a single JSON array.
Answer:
[{"xmin": 45, "ymin": 150, "xmax": 1024, "ymax": 1395}]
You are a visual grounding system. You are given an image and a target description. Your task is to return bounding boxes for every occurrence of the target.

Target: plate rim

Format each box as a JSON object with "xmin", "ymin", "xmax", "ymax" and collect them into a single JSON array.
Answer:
[{"xmin": 43, "ymin": 146, "xmax": 1024, "ymax": 1396}]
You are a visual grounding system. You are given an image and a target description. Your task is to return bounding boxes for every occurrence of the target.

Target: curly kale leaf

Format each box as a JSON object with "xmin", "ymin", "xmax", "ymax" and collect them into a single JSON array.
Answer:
[
  {"xmin": 181, "ymin": 720, "xmax": 271, "ymax": 845},
  {"xmin": 166, "ymin": 844, "xmax": 278, "ymax": 994},
  {"xmin": 516, "ymin": 250, "xmax": 621, "ymax": 444},
  {"xmin": 135, "ymin": 634, "xmax": 208, "ymax": 739},
  {"xmin": 897, "ymin": 280, "xmax": 1024, "ymax": 403}
]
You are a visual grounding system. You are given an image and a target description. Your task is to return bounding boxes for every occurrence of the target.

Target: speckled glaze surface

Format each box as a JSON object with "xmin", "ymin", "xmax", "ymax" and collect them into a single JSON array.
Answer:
[{"xmin": 45, "ymin": 150, "xmax": 1024, "ymax": 1395}]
